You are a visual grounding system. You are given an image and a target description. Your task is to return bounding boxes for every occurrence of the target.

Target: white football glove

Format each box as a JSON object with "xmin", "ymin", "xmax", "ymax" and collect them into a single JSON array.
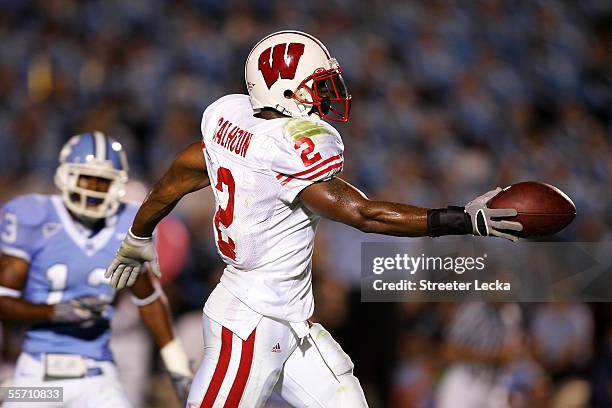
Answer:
[
  {"xmin": 52, "ymin": 296, "xmax": 110, "ymax": 324},
  {"xmin": 465, "ymin": 188, "xmax": 523, "ymax": 242},
  {"xmin": 105, "ymin": 229, "xmax": 161, "ymax": 289}
]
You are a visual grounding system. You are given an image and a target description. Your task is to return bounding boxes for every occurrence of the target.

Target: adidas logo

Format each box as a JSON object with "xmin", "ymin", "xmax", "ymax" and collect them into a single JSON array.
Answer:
[{"xmin": 271, "ymin": 343, "xmax": 281, "ymax": 353}]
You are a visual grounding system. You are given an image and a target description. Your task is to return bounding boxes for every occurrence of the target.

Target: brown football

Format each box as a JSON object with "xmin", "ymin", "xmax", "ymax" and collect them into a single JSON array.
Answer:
[{"xmin": 488, "ymin": 181, "xmax": 576, "ymax": 237}]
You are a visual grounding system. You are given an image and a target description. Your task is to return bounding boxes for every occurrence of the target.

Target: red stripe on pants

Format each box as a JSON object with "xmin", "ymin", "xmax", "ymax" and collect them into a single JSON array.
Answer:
[
  {"xmin": 200, "ymin": 326, "xmax": 233, "ymax": 408},
  {"xmin": 224, "ymin": 329, "xmax": 256, "ymax": 407}
]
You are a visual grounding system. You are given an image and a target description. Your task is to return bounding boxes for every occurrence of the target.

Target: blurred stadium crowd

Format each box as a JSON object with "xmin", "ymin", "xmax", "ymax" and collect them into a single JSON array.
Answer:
[{"xmin": 0, "ymin": 0, "xmax": 610, "ymax": 407}]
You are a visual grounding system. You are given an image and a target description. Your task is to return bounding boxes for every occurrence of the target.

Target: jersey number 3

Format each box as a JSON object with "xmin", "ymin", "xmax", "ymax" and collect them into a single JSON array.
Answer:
[{"xmin": 214, "ymin": 167, "xmax": 236, "ymax": 260}]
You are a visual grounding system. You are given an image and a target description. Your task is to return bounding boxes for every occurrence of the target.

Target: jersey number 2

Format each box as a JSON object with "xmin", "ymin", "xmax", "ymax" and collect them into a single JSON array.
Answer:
[
  {"xmin": 214, "ymin": 167, "xmax": 236, "ymax": 260},
  {"xmin": 295, "ymin": 137, "xmax": 322, "ymax": 166}
]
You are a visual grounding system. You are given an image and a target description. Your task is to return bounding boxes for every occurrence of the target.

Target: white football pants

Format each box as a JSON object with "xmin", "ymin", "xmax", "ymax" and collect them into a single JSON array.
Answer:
[
  {"xmin": 186, "ymin": 313, "xmax": 367, "ymax": 407},
  {"xmin": 4, "ymin": 352, "xmax": 131, "ymax": 408}
]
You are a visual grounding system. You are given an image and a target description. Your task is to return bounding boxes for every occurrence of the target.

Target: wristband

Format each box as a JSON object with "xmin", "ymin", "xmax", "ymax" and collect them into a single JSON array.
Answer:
[
  {"xmin": 128, "ymin": 228, "xmax": 152, "ymax": 241},
  {"xmin": 161, "ymin": 339, "xmax": 191, "ymax": 377},
  {"xmin": 427, "ymin": 206, "xmax": 472, "ymax": 237},
  {"xmin": 130, "ymin": 283, "xmax": 162, "ymax": 306},
  {"xmin": 0, "ymin": 285, "xmax": 22, "ymax": 298}
]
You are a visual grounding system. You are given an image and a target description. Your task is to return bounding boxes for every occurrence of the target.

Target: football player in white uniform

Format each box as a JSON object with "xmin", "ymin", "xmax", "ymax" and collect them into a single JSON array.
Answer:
[{"xmin": 105, "ymin": 31, "xmax": 522, "ymax": 407}]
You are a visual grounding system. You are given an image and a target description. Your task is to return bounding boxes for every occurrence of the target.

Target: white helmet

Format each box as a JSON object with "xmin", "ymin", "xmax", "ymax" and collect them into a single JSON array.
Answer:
[
  {"xmin": 245, "ymin": 30, "xmax": 351, "ymax": 122},
  {"xmin": 54, "ymin": 131, "xmax": 128, "ymax": 220}
]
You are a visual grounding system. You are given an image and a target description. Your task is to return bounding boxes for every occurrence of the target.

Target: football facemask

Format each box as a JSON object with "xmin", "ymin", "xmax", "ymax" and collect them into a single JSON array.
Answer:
[
  {"xmin": 54, "ymin": 132, "xmax": 128, "ymax": 220},
  {"xmin": 292, "ymin": 63, "xmax": 352, "ymax": 122}
]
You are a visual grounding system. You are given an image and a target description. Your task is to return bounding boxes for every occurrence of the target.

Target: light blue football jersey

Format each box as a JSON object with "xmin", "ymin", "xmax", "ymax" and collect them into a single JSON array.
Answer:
[{"xmin": 0, "ymin": 194, "xmax": 138, "ymax": 361}]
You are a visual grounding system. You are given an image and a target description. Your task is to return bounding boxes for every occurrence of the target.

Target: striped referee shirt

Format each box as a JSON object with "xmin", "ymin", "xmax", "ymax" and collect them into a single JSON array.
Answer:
[{"xmin": 447, "ymin": 302, "xmax": 505, "ymax": 381}]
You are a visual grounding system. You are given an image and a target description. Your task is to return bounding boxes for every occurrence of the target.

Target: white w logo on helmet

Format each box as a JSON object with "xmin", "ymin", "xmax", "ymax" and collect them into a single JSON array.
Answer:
[
  {"xmin": 245, "ymin": 31, "xmax": 351, "ymax": 122},
  {"xmin": 258, "ymin": 42, "xmax": 305, "ymax": 88}
]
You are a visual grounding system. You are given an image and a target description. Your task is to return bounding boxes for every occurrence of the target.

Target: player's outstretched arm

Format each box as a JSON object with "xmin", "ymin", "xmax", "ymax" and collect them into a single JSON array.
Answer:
[
  {"xmin": 130, "ymin": 273, "xmax": 192, "ymax": 405},
  {"xmin": 106, "ymin": 142, "xmax": 211, "ymax": 289},
  {"xmin": 299, "ymin": 178, "xmax": 522, "ymax": 240},
  {"xmin": 300, "ymin": 177, "xmax": 429, "ymax": 236}
]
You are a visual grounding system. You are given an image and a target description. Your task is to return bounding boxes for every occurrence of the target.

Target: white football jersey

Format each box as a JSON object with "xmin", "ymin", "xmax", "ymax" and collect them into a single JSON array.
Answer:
[{"xmin": 200, "ymin": 94, "xmax": 344, "ymax": 329}]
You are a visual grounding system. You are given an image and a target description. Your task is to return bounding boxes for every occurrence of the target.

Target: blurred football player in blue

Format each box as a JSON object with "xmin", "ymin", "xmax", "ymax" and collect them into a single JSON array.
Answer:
[{"xmin": 0, "ymin": 132, "xmax": 191, "ymax": 407}]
